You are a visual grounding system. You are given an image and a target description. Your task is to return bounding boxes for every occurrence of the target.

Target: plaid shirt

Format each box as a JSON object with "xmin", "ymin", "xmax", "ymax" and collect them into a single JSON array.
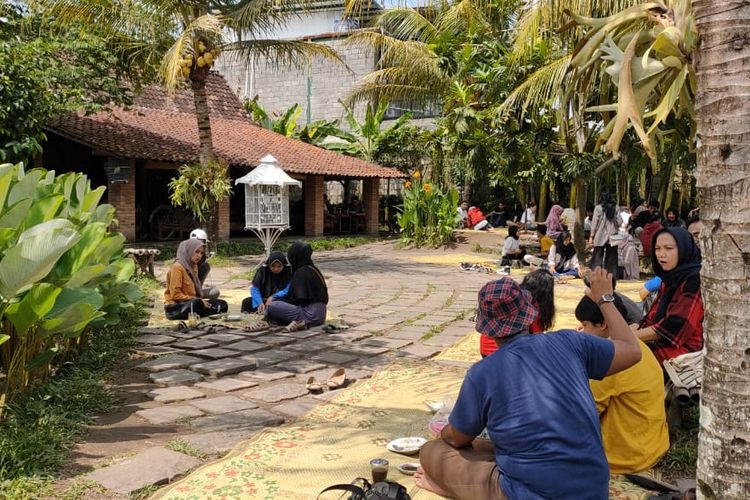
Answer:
[{"xmin": 642, "ymin": 277, "xmax": 704, "ymax": 363}]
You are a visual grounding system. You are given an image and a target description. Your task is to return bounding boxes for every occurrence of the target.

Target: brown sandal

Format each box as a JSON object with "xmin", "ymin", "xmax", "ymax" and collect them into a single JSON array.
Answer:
[
  {"xmin": 327, "ymin": 368, "xmax": 346, "ymax": 389},
  {"xmin": 306, "ymin": 376, "xmax": 323, "ymax": 392}
]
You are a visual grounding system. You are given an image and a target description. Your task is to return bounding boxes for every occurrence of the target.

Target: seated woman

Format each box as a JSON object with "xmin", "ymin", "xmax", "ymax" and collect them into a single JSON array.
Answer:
[
  {"xmin": 547, "ymin": 231, "xmax": 581, "ymax": 280},
  {"xmin": 544, "ymin": 204, "xmax": 565, "ymax": 239},
  {"xmin": 663, "ymin": 207, "xmax": 686, "ymax": 228},
  {"xmin": 265, "ymin": 242, "xmax": 328, "ymax": 332},
  {"xmin": 500, "ymin": 225, "xmax": 525, "ymax": 265},
  {"xmin": 164, "ymin": 239, "xmax": 228, "ymax": 320},
  {"xmin": 479, "ymin": 268, "xmax": 555, "ymax": 357},
  {"xmin": 632, "ymin": 227, "xmax": 704, "ymax": 364},
  {"xmin": 240, "ymin": 251, "xmax": 291, "ymax": 314}
]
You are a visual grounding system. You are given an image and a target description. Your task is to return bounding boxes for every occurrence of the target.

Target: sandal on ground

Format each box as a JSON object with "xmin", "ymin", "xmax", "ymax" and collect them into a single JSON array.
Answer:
[
  {"xmin": 175, "ymin": 321, "xmax": 189, "ymax": 332},
  {"xmin": 243, "ymin": 319, "xmax": 270, "ymax": 332},
  {"xmin": 327, "ymin": 368, "xmax": 346, "ymax": 389},
  {"xmin": 306, "ymin": 376, "xmax": 323, "ymax": 392},
  {"xmin": 323, "ymin": 323, "xmax": 350, "ymax": 333},
  {"xmin": 283, "ymin": 320, "xmax": 307, "ymax": 333}
]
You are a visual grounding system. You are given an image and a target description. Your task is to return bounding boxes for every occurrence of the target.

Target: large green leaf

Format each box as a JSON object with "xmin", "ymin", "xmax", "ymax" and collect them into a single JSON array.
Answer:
[
  {"xmin": 0, "ymin": 163, "xmax": 18, "ymax": 214},
  {"xmin": 65, "ymin": 264, "xmax": 109, "ymax": 288},
  {"xmin": 3, "ymin": 283, "xmax": 62, "ymax": 337},
  {"xmin": 52, "ymin": 222, "xmax": 107, "ymax": 280},
  {"xmin": 6, "ymin": 169, "xmax": 44, "ymax": 207},
  {"xmin": 48, "ymin": 287, "xmax": 104, "ymax": 317},
  {"xmin": 22, "ymin": 194, "xmax": 65, "ymax": 229},
  {"xmin": 0, "ymin": 198, "xmax": 33, "ymax": 229},
  {"xmin": 0, "ymin": 219, "xmax": 80, "ymax": 299},
  {"xmin": 38, "ymin": 303, "xmax": 102, "ymax": 338}
]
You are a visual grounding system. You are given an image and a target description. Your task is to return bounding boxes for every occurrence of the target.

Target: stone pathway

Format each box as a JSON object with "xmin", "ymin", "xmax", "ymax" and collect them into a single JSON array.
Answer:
[{"xmin": 64, "ymin": 240, "xmax": 502, "ymax": 497}]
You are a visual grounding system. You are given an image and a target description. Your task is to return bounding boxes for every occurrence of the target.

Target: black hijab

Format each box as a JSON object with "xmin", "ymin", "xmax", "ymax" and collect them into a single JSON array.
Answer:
[
  {"xmin": 252, "ymin": 251, "xmax": 291, "ymax": 299},
  {"xmin": 651, "ymin": 227, "xmax": 702, "ymax": 320},
  {"xmin": 599, "ymin": 192, "xmax": 617, "ymax": 221},
  {"xmin": 287, "ymin": 242, "xmax": 328, "ymax": 305},
  {"xmin": 555, "ymin": 231, "xmax": 576, "ymax": 273}
]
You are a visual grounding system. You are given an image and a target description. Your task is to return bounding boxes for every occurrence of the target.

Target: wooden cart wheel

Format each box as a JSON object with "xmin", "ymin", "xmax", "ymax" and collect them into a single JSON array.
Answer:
[{"xmin": 149, "ymin": 205, "xmax": 177, "ymax": 241}]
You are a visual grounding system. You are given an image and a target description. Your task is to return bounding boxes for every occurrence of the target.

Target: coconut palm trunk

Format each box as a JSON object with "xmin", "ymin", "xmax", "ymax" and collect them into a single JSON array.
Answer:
[
  {"xmin": 190, "ymin": 70, "xmax": 219, "ymax": 240},
  {"xmin": 693, "ymin": 1, "xmax": 750, "ymax": 497}
]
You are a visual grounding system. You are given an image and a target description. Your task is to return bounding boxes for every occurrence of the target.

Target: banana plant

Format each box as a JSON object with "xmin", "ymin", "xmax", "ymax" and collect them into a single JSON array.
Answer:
[{"xmin": 0, "ymin": 163, "xmax": 141, "ymax": 412}]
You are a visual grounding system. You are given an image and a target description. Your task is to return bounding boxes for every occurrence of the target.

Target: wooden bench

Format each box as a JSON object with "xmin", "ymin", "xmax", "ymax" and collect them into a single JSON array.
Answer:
[{"xmin": 124, "ymin": 248, "xmax": 161, "ymax": 276}]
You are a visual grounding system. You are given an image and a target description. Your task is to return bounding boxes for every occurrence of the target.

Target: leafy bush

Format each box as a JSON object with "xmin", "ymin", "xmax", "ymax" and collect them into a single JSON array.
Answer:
[
  {"xmin": 397, "ymin": 172, "xmax": 459, "ymax": 247},
  {"xmin": 0, "ymin": 163, "xmax": 142, "ymax": 412}
]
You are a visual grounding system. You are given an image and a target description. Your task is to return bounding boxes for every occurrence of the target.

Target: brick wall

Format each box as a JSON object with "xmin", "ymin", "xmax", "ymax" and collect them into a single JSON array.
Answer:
[
  {"xmin": 217, "ymin": 37, "xmax": 374, "ymax": 123},
  {"xmin": 217, "ymin": 197, "xmax": 230, "ymax": 241},
  {"xmin": 362, "ymin": 177, "xmax": 379, "ymax": 234},
  {"xmin": 108, "ymin": 160, "xmax": 137, "ymax": 241},
  {"xmin": 304, "ymin": 175, "xmax": 324, "ymax": 236}
]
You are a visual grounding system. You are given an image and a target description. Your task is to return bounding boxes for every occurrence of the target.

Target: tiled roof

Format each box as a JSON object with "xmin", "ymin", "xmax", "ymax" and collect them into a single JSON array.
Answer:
[{"xmin": 47, "ymin": 73, "xmax": 404, "ymax": 179}]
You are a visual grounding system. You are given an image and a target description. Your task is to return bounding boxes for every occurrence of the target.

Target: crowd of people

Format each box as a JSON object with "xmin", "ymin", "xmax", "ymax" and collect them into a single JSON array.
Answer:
[
  {"xmin": 163, "ymin": 233, "xmax": 329, "ymax": 333},
  {"xmin": 416, "ymin": 198, "xmax": 706, "ymax": 499}
]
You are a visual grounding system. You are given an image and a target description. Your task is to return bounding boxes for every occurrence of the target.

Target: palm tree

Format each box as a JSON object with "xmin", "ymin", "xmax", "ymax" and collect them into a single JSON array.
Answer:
[
  {"xmin": 35, "ymin": 0, "xmax": 340, "ymax": 237},
  {"xmin": 692, "ymin": 2, "xmax": 750, "ymax": 496}
]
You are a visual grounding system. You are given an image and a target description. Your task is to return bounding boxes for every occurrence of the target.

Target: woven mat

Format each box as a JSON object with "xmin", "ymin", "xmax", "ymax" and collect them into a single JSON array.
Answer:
[{"xmin": 153, "ymin": 359, "xmax": 652, "ymax": 500}]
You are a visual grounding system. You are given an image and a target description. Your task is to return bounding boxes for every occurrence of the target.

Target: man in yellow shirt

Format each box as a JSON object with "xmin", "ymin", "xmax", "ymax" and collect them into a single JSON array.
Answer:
[{"xmin": 575, "ymin": 294, "xmax": 670, "ymax": 473}]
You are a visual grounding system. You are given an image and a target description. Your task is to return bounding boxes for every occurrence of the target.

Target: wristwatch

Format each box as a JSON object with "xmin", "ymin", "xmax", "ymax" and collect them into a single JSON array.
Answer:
[{"xmin": 597, "ymin": 293, "xmax": 615, "ymax": 306}]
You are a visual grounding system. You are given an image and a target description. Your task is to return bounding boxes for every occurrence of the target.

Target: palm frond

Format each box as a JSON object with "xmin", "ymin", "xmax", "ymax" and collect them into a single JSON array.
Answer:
[
  {"xmin": 346, "ymin": 82, "xmax": 441, "ymax": 107},
  {"xmin": 374, "ymin": 8, "xmax": 437, "ymax": 43},
  {"xmin": 436, "ymin": 0, "xmax": 491, "ymax": 35},
  {"xmin": 223, "ymin": 39, "xmax": 344, "ymax": 69},
  {"xmin": 495, "ymin": 54, "xmax": 571, "ymax": 119},
  {"xmin": 162, "ymin": 14, "xmax": 225, "ymax": 89}
]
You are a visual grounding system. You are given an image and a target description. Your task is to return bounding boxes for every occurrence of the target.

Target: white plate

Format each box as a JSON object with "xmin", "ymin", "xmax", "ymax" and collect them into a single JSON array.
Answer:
[
  {"xmin": 386, "ymin": 437, "xmax": 427, "ymax": 456},
  {"xmin": 425, "ymin": 401, "xmax": 445, "ymax": 413},
  {"xmin": 397, "ymin": 462, "xmax": 420, "ymax": 475}
]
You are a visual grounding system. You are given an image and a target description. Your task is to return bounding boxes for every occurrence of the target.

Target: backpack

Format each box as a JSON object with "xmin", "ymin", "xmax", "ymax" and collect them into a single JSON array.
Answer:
[
  {"xmin": 318, "ymin": 478, "xmax": 411, "ymax": 500},
  {"xmin": 640, "ymin": 221, "xmax": 663, "ymax": 257}
]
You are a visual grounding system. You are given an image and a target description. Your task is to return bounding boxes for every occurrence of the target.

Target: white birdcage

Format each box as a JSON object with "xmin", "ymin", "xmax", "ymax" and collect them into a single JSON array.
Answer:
[{"xmin": 235, "ymin": 155, "xmax": 302, "ymax": 260}]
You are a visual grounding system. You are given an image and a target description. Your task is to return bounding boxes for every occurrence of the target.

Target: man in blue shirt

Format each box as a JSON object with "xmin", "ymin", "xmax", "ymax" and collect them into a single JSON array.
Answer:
[{"xmin": 416, "ymin": 269, "xmax": 641, "ymax": 499}]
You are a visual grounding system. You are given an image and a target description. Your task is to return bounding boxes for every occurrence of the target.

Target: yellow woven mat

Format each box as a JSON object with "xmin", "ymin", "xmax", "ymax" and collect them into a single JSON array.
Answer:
[{"xmin": 153, "ymin": 360, "xmax": 464, "ymax": 500}]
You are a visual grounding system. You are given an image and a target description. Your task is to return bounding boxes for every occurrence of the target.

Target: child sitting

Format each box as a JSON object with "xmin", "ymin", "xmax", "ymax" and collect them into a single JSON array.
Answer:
[{"xmin": 241, "ymin": 251, "xmax": 292, "ymax": 314}]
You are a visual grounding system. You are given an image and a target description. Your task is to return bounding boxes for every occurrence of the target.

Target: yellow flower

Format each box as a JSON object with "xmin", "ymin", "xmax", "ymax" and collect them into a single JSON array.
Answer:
[
  {"xmin": 412, "ymin": 170, "xmax": 421, "ymax": 179},
  {"xmin": 423, "ymin": 183, "xmax": 432, "ymax": 193},
  {"xmin": 404, "ymin": 181, "xmax": 412, "ymax": 189}
]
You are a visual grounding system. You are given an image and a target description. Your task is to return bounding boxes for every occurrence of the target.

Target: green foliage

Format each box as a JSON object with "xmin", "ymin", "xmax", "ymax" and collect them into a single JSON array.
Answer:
[
  {"xmin": 658, "ymin": 406, "xmax": 699, "ymax": 479},
  {"xmin": 0, "ymin": 303, "xmax": 143, "ymax": 483},
  {"xmin": 0, "ymin": 9, "xmax": 131, "ymax": 163},
  {"xmin": 0, "ymin": 163, "xmax": 141, "ymax": 410},
  {"xmin": 168, "ymin": 161, "xmax": 232, "ymax": 224},
  {"xmin": 244, "ymin": 98, "xmax": 343, "ymax": 146},
  {"xmin": 397, "ymin": 173, "xmax": 459, "ymax": 247}
]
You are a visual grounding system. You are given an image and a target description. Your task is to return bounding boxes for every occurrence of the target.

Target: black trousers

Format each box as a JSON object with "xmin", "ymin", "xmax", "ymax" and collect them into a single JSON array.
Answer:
[
  {"xmin": 164, "ymin": 297, "xmax": 228, "ymax": 320},
  {"xmin": 240, "ymin": 297, "xmax": 257, "ymax": 314},
  {"xmin": 591, "ymin": 244, "xmax": 619, "ymax": 285}
]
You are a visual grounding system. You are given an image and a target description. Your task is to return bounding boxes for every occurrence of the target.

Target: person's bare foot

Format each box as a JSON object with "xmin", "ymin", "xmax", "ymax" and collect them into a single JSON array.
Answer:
[{"xmin": 414, "ymin": 466, "xmax": 451, "ymax": 498}]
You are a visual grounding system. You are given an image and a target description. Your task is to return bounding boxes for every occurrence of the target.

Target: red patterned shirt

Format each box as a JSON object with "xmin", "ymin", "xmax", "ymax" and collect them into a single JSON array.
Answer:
[{"xmin": 641, "ymin": 277, "xmax": 704, "ymax": 363}]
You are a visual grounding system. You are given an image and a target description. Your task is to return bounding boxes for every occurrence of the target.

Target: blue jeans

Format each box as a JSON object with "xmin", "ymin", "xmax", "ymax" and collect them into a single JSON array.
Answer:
[{"xmin": 553, "ymin": 268, "xmax": 579, "ymax": 278}]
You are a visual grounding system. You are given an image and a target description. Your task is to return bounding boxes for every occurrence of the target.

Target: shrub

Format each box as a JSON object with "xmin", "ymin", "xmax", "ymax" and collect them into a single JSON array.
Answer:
[
  {"xmin": 0, "ymin": 163, "xmax": 142, "ymax": 413},
  {"xmin": 397, "ymin": 171, "xmax": 459, "ymax": 247}
]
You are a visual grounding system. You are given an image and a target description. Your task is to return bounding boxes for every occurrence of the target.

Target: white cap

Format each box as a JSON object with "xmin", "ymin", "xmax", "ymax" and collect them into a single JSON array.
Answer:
[{"xmin": 190, "ymin": 229, "xmax": 209, "ymax": 242}]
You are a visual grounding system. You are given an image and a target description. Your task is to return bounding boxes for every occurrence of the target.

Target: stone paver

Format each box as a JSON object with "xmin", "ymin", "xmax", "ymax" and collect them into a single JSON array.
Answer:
[
  {"xmin": 136, "ymin": 354, "xmax": 204, "ymax": 372},
  {"xmin": 147, "ymin": 386, "xmax": 206, "ymax": 403},
  {"xmin": 255, "ymin": 334, "xmax": 296, "ymax": 347},
  {"xmin": 190, "ymin": 408, "xmax": 284, "ymax": 432},
  {"xmin": 137, "ymin": 334, "xmax": 176, "ymax": 345},
  {"xmin": 189, "ymin": 395, "xmax": 258, "ymax": 414},
  {"xmin": 195, "ymin": 377, "xmax": 258, "ymax": 392},
  {"xmin": 242, "ymin": 383, "xmax": 308, "ymax": 403},
  {"xmin": 272, "ymin": 396, "xmax": 321, "ymax": 418},
  {"xmin": 342, "ymin": 343, "xmax": 391, "ymax": 356},
  {"xmin": 84, "ymin": 447, "xmax": 201, "ymax": 494},
  {"xmin": 136, "ymin": 404, "xmax": 204, "ymax": 424},
  {"xmin": 239, "ymin": 350, "xmax": 300, "ymax": 368},
  {"xmin": 361, "ymin": 337, "xmax": 415, "ymax": 350},
  {"xmin": 239, "ymin": 368, "xmax": 295, "ymax": 382},
  {"xmin": 224, "ymin": 339, "xmax": 270, "ymax": 353},
  {"xmin": 311, "ymin": 351, "xmax": 360, "ymax": 365},
  {"xmin": 202, "ymin": 333, "xmax": 246, "ymax": 344},
  {"xmin": 283, "ymin": 337, "xmax": 344, "ymax": 354},
  {"xmin": 181, "ymin": 429, "xmax": 261, "ymax": 455},
  {"xmin": 149, "ymin": 369, "xmax": 204, "ymax": 387},
  {"xmin": 276, "ymin": 329, "xmax": 322, "ymax": 339},
  {"xmin": 169, "ymin": 330, "xmax": 205, "ymax": 340},
  {"xmin": 397, "ymin": 343, "xmax": 443, "ymax": 359},
  {"xmin": 275, "ymin": 359, "xmax": 328, "ymax": 374},
  {"xmin": 189, "ymin": 347, "xmax": 241, "ymax": 359},
  {"xmin": 191, "ymin": 358, "xmax": 256, "ymax": 377},
  {"xmin": 172, "ymin": 338, "xmax": 219, "ymax": 350},
  {"xmin": 327, "ymin": 330, "xmax": 373, "ymax": 342},
  {"xmin": 131, "ymin": 345, "xmax": 185, "ymax": 357}
]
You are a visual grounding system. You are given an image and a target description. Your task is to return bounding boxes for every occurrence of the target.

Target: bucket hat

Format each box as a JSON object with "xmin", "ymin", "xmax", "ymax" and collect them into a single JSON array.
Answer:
[{"xmin": 476, "ymin": 278, "xmax": 538, "ymax": 338}]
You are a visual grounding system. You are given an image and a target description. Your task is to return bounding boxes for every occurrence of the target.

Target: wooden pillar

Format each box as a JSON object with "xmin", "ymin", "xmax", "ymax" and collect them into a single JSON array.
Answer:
[
  {"xmin": 304, "ymin": 175, "xmax": 324, "ymax": 236},
  {"xmin": 108, "ymin": 159, "xmax": 137, "ymax": 241},
  {"xmin": 217, "ymin": 197, "xmax": 230, "ymax": 241},
  {"xmin": 362, "ymin": 177, "xmax": 380, "ymax": 234}
]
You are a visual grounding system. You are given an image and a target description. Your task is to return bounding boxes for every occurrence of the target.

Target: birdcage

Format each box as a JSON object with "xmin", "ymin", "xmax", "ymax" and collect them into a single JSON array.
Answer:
[{"xmin": 235, "ymin": 155, "xmax": 302, "ymax": 260}]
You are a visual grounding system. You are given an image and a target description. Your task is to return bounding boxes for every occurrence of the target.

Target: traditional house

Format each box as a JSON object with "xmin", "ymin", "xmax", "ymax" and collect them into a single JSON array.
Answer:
[{"xmin": 43, "ymin": 73, "xmax": 403, "ymax": 241}]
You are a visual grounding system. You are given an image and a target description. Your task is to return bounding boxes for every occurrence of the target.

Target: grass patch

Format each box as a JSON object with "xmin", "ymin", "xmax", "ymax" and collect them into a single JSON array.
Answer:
[
  {"xmin": 130, "ymin": 484, "xmax": 161, "ymax": 500},
  {"xmin": 658, "ymin": 406, "xmax": 699, "ymax": 480},
  {"xmin": 471, "ymin": 243, "xmax": 499, "ymax": 255},
  {"xmin": 404, "ymin": 312, "xmax": 428, "ymax": 326},
  {"xmin": 0, "ymin": 302, "xmax": 147, "ymax": 495},
  {"xmin": 153, "ymin": 235, "xmax": 381, "ymax": 262},
  {"xmin": 166, "ymin": 438, "xmax": 209, "ymax": 460}
]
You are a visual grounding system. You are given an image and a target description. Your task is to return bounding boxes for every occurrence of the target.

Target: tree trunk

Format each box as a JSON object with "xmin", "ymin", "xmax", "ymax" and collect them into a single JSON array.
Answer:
[
  {"xmin": 573, "ymin": 177, "xmax": 587, "ymax": 263},
  {"xmin": 693, "ymin": 1, "xmax": 750, "ymax": 497},
  {"xmin": 191, "ymin": 74, "xmax": 217, "ymax": 168}
]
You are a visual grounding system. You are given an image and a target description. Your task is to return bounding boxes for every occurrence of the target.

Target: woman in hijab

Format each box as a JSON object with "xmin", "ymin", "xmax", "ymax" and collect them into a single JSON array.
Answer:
[
  {"xmin": 632, "ymin": 227, "xmax": 704, "ymax": 363},
  {"xmin": 241, "ymin": 251, "xmax": 292, "ymax": 314},
  {"xmin": 547, "ymin": 231, "xmax": 581, "ymax": 279},
  {"xmin": 590, "ymin": 192, "xmax": 623, "ymax": 283},
  {"xmin": 164, "ymin": 239, "xmax": 228, "ymax": 320},
  {"xmin": 265, "ymin": 241, "xmax": 328, "ymax": 332},
  {"xmin": 544, "ymin": 205, "xmax": 565, "ymax": 239}
]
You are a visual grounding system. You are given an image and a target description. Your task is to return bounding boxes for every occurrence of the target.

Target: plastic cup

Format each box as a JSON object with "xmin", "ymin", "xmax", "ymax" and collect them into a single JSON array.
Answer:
[
  {"xmin": 370, "ymin": 458, "xmax": 389, "ymax": 483},
  {"xmin": 187, "ymin": 312, "xmax": 199, "ymax": 328}
]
